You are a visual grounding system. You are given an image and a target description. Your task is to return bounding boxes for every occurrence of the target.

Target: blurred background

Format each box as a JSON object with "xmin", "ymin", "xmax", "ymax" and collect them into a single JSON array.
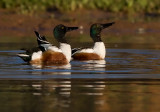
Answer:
[
  {"xmin": 1, "ymin": 1, "xmax": 160, "ymax": 112},
  {"xmin": 0, "ymin": 0, "xmax": 160, "ymax": 48}
]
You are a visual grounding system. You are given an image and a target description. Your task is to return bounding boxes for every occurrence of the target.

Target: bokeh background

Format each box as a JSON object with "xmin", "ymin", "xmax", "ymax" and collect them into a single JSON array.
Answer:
[
  {"xmin": 1, "ymin": 1, "xmax": 160, "ymax": 112},
  {"xmin": 0, "ymin": 0, "xmax": 160, "ymax": 48}
]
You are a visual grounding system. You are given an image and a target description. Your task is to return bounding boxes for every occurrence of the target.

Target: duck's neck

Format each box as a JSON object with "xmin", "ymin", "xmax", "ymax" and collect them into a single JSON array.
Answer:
[
  {"xmin": 90, "ymin": 32, "xmax": 102, "ymax": 42},
  {"xmin": 93, "ymin": 42, "xmax": 106, "ymax": 59},
  {"xmin": 60, "ymin": 43, "xmax": 71, "ymax": 62},
  {"xmin": 57, "ymin": 38, "xmax": 67, "ymax": 43}
]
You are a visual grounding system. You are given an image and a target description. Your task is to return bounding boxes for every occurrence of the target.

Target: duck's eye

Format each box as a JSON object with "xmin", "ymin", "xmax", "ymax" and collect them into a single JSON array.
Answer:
[{"xmin": 61, "ymin": 27, "xmax": 64, "ymax": 29}]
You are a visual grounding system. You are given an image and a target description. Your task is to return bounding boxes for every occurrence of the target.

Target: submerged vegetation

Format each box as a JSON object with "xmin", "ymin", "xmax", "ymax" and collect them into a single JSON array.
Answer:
[{"xmin": 0, "ymin": 0, "xmax": 160, "ymax": 14}]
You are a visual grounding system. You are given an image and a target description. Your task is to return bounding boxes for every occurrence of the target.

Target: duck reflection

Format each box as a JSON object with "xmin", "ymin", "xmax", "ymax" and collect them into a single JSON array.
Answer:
[
  {"xmin": 29, "ymin": 79, "xmax": 106, "ymax": 110},
  {"xmin": 81, "ymin": 60, "xmax": 106, "ymax": 71},
  {"xmin": 2, "ymin": 75, "xmax": 160, "ymax": 112},
  {"xmin": 31, "ymin": 63, "xmax": 71, "ymax": 69},
  {"xmin": 30, "ymin": 63, "xmax": 71, "ymax": 76}
]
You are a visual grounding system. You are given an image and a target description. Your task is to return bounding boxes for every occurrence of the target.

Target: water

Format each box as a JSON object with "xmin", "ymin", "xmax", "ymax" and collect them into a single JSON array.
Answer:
[{"xmin": 0, "ymin": 43, "xmax": 160, "ymax": 112}]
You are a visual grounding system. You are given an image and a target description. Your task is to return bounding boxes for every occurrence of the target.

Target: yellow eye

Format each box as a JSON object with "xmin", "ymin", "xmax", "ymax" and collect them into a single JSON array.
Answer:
[{"xmin": 61, "ymin": 27, "xmax": 64, "ymax": 29}]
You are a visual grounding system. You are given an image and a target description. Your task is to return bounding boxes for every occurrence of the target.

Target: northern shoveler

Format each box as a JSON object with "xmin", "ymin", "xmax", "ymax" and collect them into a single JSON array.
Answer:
[
  {"xmin": 18, "ymin": 24, "xmax": 78, "ymax": 65},
  {"xmin": 72, "ymin": 22, "xmax": 115, "ymax": 60}
]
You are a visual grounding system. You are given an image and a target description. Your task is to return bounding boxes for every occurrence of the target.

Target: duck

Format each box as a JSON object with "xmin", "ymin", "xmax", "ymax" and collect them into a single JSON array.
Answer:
[
  {"xmin": 18, "ymin": 24, "xmax": 78, "ymax": 65},
  {"xmin": 72, "ymin": 22, "xmax": 115, "ymax": 60}
]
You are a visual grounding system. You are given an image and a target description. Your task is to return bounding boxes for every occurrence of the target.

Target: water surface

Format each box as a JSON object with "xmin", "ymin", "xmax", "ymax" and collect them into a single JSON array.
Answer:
[{"xmin": 0, "ymin": 43, "xmax": 160, "ymax": 112}]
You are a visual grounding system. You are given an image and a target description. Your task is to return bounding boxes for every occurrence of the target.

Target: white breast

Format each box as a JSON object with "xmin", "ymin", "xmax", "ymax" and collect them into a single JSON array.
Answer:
[
  {"xmin": 60, "ymin": 43, "xmax": 71, "ymax": 62},
  {"xmin": 93, "ymin": 42, "xmax": 106, "ymax": 59}
]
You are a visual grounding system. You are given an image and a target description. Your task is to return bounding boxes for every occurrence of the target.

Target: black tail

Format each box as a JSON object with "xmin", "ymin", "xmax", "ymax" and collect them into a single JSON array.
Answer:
[{"xmin": 17, "ymin": 53, "xmax": 31, "ymax": 62}]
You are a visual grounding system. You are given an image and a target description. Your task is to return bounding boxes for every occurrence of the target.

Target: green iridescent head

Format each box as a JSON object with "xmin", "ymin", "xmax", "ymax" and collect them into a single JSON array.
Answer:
[
  {"xmin": 90, "ymin": 22, "xmax": 115, "ymax": 42},
  {"xmin": 53, "ymin": 24, "xmax": 78, "ymax": 43}
]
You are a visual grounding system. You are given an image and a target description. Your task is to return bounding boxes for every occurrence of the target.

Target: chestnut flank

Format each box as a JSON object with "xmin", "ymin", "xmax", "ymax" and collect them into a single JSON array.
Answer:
[
  {"xmin": 72, "ymin": 53, "xmax": 102, "ymax": 60},
  {"xmin": 42, "ymin": 50, "xmax": 68, "ymax": 64}
]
